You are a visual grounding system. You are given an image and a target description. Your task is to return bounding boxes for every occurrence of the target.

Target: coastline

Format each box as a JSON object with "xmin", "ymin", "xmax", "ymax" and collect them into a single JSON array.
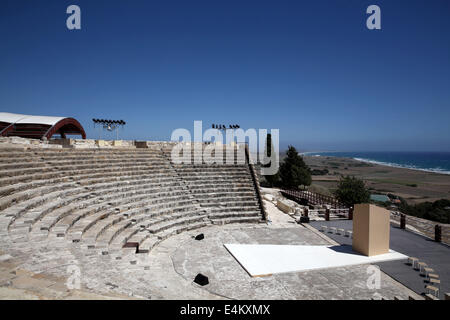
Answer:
[
  {"xmin": 344, "ymin": 156, "xmax": 450, "ymax": 176},
  {"xmin": 302, "ymin": 152, "xmax": 450, "ymax": 176},
  {"xmin": 303, "ymin": 154, "xmax": 450, "ymax": 204}
]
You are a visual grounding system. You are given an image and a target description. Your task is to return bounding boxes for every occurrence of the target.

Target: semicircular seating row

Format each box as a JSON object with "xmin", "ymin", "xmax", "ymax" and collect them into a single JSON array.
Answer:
[{"xmin": 0, "ymin": 145, "xmax": 263, "ymax": 287}]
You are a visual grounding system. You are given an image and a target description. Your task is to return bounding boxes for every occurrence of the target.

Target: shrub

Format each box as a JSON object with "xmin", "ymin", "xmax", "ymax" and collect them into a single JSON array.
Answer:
[
  {"xmin": 334, "ymin": 175, "xmax": 370, "ymax": 207},
  {"xmin": 399, "ymin": 198, "xmax": 450, "ymax": 223}
]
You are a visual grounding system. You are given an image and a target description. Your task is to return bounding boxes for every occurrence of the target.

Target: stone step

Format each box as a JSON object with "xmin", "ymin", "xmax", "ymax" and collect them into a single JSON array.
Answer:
[
  {"xmin": 173, "ymin": 167, "xmax": 248, "ymax": 173},
  {"xmin": 83, "ymin": 203, "xmax": 199, "ymax": 243},
  {"xmin": 195, "ymin": 195, "xmax": 258, "ymax": 203},
  {"xmin": 12, "ymin": 183, "xmax": 189, "ymax": 233},
  {"xmin": 0, "ymin": 150, "xmax": 163, "ymax": 160},
  {"xmin": 187, "ymin": 182, "xmax": 254, "ymax": 190},
  {"xmin": 135, "ymin": 235, "xmax": 159, "ymax": 253},
  {"xmin": 0, "ymin": 159, "xmax": 170, "ymax": 178},
  {"xmin": 110, "ymin": 210, "xmax": 202, "ymax": 249},
  {"xmin": 210, "ymin": 216, "xmax": 262, "ymax": 225},
  {"xmin": 208, "ymin": 211, "xmax": 262, "ymax": 220},
  {"xmin": 0, "ymin": 164, "xmax": 173, "ymax": 187},
  {"xmin": 138, "ymin": 221, "xmax": 210, "ymax": 253},
  {"xmin": 0, "ymin": 167, "xmax": 176, "ymax": 198},
  {"xmin": 5, "ymin": 178, "xmax": 172, "ymax": 221},
  {"xmin": 206, "ymin": 200, "xmax": 260, "ymax": 209},
  {"xmin": 0, "ymin": 155, "xmax": 165, "ymax": 168},
  {"xmin": 67, "ymin": 195, "xmax": 195, "ymax": 240},
  {"xmin": 147, "ymin": 215, "xmax": 207, "ymax": 234},
  {"xmin": 41, "ymin": 186, "xmax": 186, "ymax": 235}
]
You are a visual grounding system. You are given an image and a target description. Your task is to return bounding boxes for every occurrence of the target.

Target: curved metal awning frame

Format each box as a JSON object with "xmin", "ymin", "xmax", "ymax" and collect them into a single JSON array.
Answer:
[
  {"xmin": 0, "ymin": 113, "xmax": 86, "ymax": 139},
  {"xmin": 43, "ymin": 117, "xmax": 86, "ymax": 139}
]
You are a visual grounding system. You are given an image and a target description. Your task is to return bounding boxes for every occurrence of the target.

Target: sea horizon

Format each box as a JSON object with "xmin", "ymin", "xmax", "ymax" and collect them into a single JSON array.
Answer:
[{"xmin": 302, "ymin": 151, "xmax": 450, "ymax": 175}]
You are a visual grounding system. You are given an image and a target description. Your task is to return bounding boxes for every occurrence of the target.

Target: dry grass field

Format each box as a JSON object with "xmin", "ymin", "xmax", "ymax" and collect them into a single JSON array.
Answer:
[{"xmin": 303, "ymin": 155, "xmax": 450, "ymax": 204}]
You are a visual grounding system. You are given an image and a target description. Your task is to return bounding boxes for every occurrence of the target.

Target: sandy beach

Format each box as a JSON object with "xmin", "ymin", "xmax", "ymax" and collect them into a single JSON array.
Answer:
[{"xmin": 303, "ymin": 155, "xmax": 450, "ymax": 204}]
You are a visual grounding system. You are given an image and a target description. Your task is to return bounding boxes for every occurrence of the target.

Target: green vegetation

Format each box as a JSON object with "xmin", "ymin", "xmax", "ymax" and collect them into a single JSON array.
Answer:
[
  {"xmin": 399, "ymin": 198, "xmax": 450, "ymax": 224},
  {"xmin": 309, "ymin": 184, "xmax": 333, "ymax": 196},
  {"xmin": 348, "ymin": 162, "xmax": 373, "ymax": 167},
  {"xmin": 261, "ymin": 133, "xmax": 281, "ymax": 187},
  {"xmin": 328, "ymin": 162, "xmax": 341, "ymax": 167},
  {"xmin": 369, "ymin": 178, "xmax": 420, "ymax": 187},
  {"xmin": 260, "ymin": 145, "xmax": 312, "ymax": 189},
  {"xmin": 278, "ymin": 146, "xmax": 312, "ymax": 190},
  {"xmin": 311, "ymin": 168, "xmax": 329, "ymax": 175},
  {"xmin": 334, "ymin": 175, "xmax": 370, "ymax": 207}
]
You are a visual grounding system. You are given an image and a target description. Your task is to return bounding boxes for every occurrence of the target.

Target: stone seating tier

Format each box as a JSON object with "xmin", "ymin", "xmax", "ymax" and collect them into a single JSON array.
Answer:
[{"xmin": 0, "ymin": 146, "xmax": 263, "ymax": 265}]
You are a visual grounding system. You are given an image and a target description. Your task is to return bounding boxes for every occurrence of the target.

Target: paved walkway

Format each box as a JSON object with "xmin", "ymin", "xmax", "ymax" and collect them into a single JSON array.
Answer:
[{"xmin": 310, "ymin": 220, "xmax": 450, "ymax": 299}]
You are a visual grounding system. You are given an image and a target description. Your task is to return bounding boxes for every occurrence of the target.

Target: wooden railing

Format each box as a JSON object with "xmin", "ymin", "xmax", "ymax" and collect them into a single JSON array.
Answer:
[
  {"xmin": 281, "ymin": 189, "xmax": 347, "ymax": 209},
  {"xmin": 281, "ymin": 189, "xmax": 352, "ymax": 220}
]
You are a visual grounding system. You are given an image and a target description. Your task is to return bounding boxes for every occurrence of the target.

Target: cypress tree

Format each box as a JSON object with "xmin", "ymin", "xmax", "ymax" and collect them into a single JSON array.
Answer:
[{"xmin": 279, "ymin": 145, "xmax": 311, "ymax": 189}]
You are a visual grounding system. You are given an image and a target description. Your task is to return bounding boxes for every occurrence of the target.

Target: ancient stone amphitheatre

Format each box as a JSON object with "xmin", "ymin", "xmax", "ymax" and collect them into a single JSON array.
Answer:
[{"xmin": 0, "ymin": 137, "xmax": 419, "ymax": 300}]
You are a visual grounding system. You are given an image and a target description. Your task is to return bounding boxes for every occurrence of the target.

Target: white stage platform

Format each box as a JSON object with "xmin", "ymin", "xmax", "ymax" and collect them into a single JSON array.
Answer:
[{"xmin": 224, "ymin": 244, "xmax": 407, "ymax": 277}]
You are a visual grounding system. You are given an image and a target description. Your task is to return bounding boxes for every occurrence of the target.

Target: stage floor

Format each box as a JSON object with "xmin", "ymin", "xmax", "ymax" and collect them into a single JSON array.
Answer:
[{"xmin": 224, "ymin": 244, "xmax": 407, "ymax": 277}]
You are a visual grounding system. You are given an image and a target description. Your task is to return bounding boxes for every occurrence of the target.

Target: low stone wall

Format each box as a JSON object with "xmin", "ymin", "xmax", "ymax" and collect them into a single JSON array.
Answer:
[
  {"xmin": 0, "ymin": 137, "xmax": 156, "ymax": 149},
  {"xmin": 0, "ymin": 136, "xmax": 62, "ymax": 149},
  {"xmin": 390, "ymin": 211, "xmax": 450, "ymax": 245},
  {"xmin": 276, "ymin": 198, "xmax": 304, "ymax": 215},
  {"xmin": 49, "ymin": 139, "xmax": 137, "ymax": 149},
  {"xmin": 0, "ymin": 136, "xmax": 247, "ymax": 151}
]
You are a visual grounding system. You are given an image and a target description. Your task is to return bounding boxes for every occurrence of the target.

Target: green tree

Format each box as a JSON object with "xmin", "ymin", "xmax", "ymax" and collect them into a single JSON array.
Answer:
[
  {"xmin": 279, "ymin": 146, "xmax": 311, "ymax": 189},
  {"xmin": 334, "ymin": 175, "xmax": 370, "ymax": 207},
  {"xmin": 262, "ymin": 133, "xmax": 280, "ymax": 187}
]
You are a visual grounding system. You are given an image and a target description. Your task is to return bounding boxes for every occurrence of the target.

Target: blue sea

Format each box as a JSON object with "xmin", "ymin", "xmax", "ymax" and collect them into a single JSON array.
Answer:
[{"xmin": 304, "ymin": 151, "xmax": 450, "ymax": 175}]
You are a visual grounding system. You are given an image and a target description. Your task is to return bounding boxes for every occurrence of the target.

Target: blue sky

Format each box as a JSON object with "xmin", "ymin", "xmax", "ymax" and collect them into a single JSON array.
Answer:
[{"xmin": 1, "ymin": 0, "xmax": 449, "ymax": 151}]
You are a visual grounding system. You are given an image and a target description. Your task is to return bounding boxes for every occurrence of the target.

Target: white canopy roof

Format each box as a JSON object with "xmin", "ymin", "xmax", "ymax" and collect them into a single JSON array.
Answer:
[{"xmin": 0, "ymin": 112, "xmax": 65, "ymax": 126}]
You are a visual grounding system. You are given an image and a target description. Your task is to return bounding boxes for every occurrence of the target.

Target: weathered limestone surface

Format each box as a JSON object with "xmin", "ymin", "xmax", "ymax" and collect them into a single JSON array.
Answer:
[
  {"xmin": 171, "ymin": 224, "xmax": 420, "ymax": 300},
  {"xmin": 0, "ymin": 142, "xmax": 419, "ymax": 299},
  {"xmin": 0, "ymin": 144, "xmax": 264, "ymax": 299}
]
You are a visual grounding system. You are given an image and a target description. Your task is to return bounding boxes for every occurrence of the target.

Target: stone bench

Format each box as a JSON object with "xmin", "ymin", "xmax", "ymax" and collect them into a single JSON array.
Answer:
[
  {"xmin": 208, "ymin": 205, "xmax": 260, "ymax": 213},
  {"xmin": 147, "ymin": 215, "xmax": 207, "ymax": 234},
  {"xmin": 0, "ymin": 164, "xmax": 169, "ymax": 187},
  {"xmin": 418, "ymin": 261, "xmax": 427, "ymax": 273},
  {"xmin": 67, "ymin": 196, "xmax": 195, "ymax": 238},
  {"xmin": 0, "ymin": 168, "xmax": 174, "ymax": 198},
  {"xmin": 208, "ymin": 210, "xmax": 261, "ymax": 219},
  {"xmin": 0, "ymin": 156, "xmax": 164, "ymax": 169},
  {"xmin": 429, "ymin": 278, "xmax": 440, "ymax": 290},
  {"xmin": 424, "ymin": 267, "xmax": 434, "ymax": 279},
  {"xmin": 28, "ymin": 187, "xmax": 190, "ymax": 237},
  {"xmin": 425, "ymin": 285, "xmax": 439, "ymax": 298},
  {"xmin": 198, "ymin": 196, "xmax": 258, "ymax": 205},
  {"xmin": 9, "ymin": 179, "xmax": 177, "ymax": 225},
  {"xmin": 89, "ymin": 206, "xmax": 200, "ymax": 244},
  {"xmin": 211, "ymin": 215, "xmax": 261, "ymax": 225},
  {"xmin": 407, "ymin": 257, "xmax": 418, "ymax": 268},
  {"xmin": 0, "ymin": 160, "xmax": 167, "ymax": 179},
  {"xmin": 424, "ymin": 293, "xmax": 439, "ymax": 300}
]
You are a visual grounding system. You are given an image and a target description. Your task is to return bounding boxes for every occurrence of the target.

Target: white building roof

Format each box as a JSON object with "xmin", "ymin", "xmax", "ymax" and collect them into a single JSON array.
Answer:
[{"xmin": 0, "ymin": 112, "xmax": 65, "ymax": 126}]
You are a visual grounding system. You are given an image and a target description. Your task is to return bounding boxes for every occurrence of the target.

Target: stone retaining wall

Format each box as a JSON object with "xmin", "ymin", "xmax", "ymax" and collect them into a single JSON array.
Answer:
[
  {"xmin": 391, "ymin": 211, "xmax": 450, "ymax": 245},
  {"xmin": 0, "ymin": 137, "xmax": 246, "ymax": 150}
]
